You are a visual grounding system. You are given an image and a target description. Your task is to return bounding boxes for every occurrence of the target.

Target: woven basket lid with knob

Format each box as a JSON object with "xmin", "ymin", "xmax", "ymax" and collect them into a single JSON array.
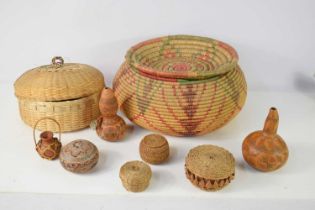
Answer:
[{"xmin": 14, "ymin": 56, "xmax": 105, "ymax": 132}]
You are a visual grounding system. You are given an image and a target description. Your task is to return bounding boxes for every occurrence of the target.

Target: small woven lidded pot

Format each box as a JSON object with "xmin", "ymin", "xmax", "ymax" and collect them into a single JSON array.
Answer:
[
  {"xmin": 60, "ymin": 139, "xmax": 99, "ymax": 173},
  {"xmin": 139, "ymin": 134, "xmax": 169, "ymax": 164},
  {"xmin": 14, "ymin": 56, "xmax": 105, "ymax": 132},
  {"xmin": 113, "ymin": 35, "xmax": 247, "ymax": 136},
  {"xmin": 185, "ymin": 145, "xmax": 235, "ymax": 191},
  {"xmin": 119, "ymin": 160, "xmax": 152, "ymax": 192}
]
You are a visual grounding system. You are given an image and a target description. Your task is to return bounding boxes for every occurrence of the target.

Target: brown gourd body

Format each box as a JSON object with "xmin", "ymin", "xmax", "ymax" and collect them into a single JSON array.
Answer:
[
  {"xmin": 242, "ymin": 107, "xmax": 289, "ymax": 172},
  {"xmin": 33, "ymin": 117, "xmax": 62, "ymax": 160},
  {"xmin": 36, "ymin": 131, "xmax": 61, "ymax": 160},
  {"xmin": 96, "ymin": 87, "xmax": 126, "ymax": 141}
]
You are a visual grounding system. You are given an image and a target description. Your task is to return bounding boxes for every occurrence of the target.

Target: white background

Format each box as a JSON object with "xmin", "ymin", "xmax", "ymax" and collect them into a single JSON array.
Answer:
[
  {"xmin": 1, "ymin": 1, "xmax": 315, "ymax": 210},
  {"xmin": 0, "ymin": 0, "xmax": 315, "ymax": 91}
]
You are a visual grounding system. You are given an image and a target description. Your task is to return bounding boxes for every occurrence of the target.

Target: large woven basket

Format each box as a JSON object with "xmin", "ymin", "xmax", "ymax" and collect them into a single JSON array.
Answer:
[
  {"xmin": 14, "ymin": 56, "xmax": 105, "ymax": 132},
  {"xmin": 113, "ymin": 35, "xmax": 247, "ymax": 136}
]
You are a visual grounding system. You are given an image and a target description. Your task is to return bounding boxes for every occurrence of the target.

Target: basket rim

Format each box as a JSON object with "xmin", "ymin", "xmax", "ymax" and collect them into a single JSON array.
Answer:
[{"xmin": 125, "ymin": 35, "xmax": 239, "ymax": 80}]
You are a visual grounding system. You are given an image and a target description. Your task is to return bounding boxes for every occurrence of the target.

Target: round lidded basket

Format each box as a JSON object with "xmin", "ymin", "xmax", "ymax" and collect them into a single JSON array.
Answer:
[
  {"xmin": 185, "ymin": 145, "xmax": 235, "ymax": 191},
  {"xmin": 139, "ymin": 134, "xmax": 170, "ymax": 164},
  {"xmin": 14, "ymin": 56, "xmax": 105, "ymax": 132},
  {"xmin": 119, "ymin": 160, "xmax": 152, "ymax": 192},
  {"xmin": 113, "ymin": 35, "xmax": 247, "ymax": 136}
]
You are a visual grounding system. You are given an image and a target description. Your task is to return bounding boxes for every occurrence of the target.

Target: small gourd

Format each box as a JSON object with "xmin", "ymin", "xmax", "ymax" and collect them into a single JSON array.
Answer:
[
  {"xmin": 242, "ymin": 107, "xmax": 289, "ymax": 172},
  {"xmin": 96, "ymin": 87, "xmax": 127, "ymax": 141},
  {"xmin": 33, "ymin": 117, "xmax": 62, "ymax": 160}
]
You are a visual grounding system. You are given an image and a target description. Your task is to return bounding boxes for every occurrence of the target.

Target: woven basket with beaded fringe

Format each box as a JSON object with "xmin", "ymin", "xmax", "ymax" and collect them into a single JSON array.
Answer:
[
  {"xmin": 113, "ymin": 35, "xmax": 247, "ymax": 136},
  {"xmin": 14, "ymin": 56, "xmax": 105, "ymax": 132},
  {"xmin": 185, "ymin": 145, "xmax": 235, "ymax": 191}
]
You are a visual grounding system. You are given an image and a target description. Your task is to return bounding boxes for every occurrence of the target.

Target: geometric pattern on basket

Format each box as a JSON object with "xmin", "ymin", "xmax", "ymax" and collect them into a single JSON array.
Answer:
[
  {"xmin": 35, "ymin": 139, "xmax": 61, "ymax": 160},
  {"xmin": 114, "ymin": 35, "xmax": 246, "ymax": 136},
  {"xmin": 126, "ymin": 35, "xmax": 239, "ymax": 80},
  {"xmin": 185, "ymin": 167, "xmax": 234, "ymax": 191},
  {"xmin": 184, "ymin": 145, "xmax": 235, "ymax": 191},
  {"xmin": 114, "ymin": 62, "xmax": 247, "ymax": 136}
]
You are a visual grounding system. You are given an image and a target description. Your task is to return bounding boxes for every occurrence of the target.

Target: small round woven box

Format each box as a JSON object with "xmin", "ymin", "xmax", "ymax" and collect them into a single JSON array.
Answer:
[
  {"xmin": 119, "ymin": 160, "xmax": 152, "ymax": 192},
  {"xmin": 139, "ymin": 134, "xmax": 170, "ymax": 164},
  {"xmin": 185, "ymin": 145, "xmax": 235, "ymax": 191}
]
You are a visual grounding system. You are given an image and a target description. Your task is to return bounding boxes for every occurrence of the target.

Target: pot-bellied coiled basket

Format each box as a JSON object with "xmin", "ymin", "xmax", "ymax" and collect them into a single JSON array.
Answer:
[{"xmin": 113, "ymin": 35, "xmax": 247, "ymax": 136}]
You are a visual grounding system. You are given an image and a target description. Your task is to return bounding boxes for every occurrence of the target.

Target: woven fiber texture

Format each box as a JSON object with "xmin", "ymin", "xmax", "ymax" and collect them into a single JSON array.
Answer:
[
  {"xmin": 113, "ymin": 35, "xmax": 247, "ymax": 136},
  {"xmin": 139, "ymin": 134, "xmax": 169, "ymax": 164},
  {"xmin": 14, "ymin": 56, "xmax": 105, "ymax": 132},
  {"xmin": 185, "ymin": 145, "xmax": 235, "ymax": 191},
  {"xmin": 119, "ymin": 160, "xmax": 152, "ymax": 192}
]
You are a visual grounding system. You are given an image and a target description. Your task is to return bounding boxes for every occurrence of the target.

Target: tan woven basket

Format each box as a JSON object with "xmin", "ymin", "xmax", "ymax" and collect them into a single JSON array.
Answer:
[
  {"xmin": 113, "ymin": 35, "xmax": 247, "ymax": 136},
  {"xmin": 14, "ymin": 56, "xmax": 105, "ymax": 132}
]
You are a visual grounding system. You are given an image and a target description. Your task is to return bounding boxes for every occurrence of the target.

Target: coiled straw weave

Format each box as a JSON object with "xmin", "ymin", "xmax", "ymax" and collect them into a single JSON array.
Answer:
[{"xmin": 113, "ymin": 35, "xmax": 247, "ymax": 136}]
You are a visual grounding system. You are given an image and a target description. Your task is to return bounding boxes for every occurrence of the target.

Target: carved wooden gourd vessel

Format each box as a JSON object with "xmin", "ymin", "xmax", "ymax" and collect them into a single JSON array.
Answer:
[
  {"xmin": 242, "ymin": 107, "xmax": 289, "ymax": 172},
  {"xmin": 96, "ymin": 87, "xmax": 127, "ymax": 142},
  {"xmin": 59, "ymin": 139, "xmax": 99, "ymax": 173},
  {"xmin": 33, "ymin": 117, "xmax": 62, "ymax": 160}
]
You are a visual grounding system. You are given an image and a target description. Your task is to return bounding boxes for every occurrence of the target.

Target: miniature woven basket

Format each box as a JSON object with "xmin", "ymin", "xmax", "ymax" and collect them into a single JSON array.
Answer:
[
  {"xmin": 185, "ymin": 145, "xmax": 235, "ymax": 191},
  {"xmin": 14, "ymin": 56, "xmax": 105, "ymax": 132},
  {"xmin": 119, "ymin": 160, "xmax": 152, "ymax": 192},
  {"xmin": 113, "ymin": 35, "xmax": 247, "ymax": 136}
]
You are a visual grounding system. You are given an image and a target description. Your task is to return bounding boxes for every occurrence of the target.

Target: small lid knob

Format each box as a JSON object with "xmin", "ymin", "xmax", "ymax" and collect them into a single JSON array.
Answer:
[{"xmin": 52, "ymin": 56, "xmax": 64, "ymax": 66}]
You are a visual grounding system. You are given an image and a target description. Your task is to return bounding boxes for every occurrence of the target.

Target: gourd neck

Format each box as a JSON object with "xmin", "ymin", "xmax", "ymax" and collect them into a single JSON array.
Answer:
[
  {"xmin": 263, "ymin": 107, "xmax": 279, "ymax": 135},
  {"xmin": 40, "ymin": 131, "xmax": 54, "ymax": 143}
]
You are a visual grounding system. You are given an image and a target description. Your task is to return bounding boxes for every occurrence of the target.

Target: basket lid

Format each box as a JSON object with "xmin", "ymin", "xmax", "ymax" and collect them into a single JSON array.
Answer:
[
  {"xmin": 185, "ymin": 145, "xmax": 235, "ymax": 179},
  {"xmin": 14, "ymin": 56, "xmax": 105, "ymax": 101},
  {"xmin": 126, "ymin": 35, "xmax": 239, "ymax": 80},
  {"xmin": 60, "ymin": 139, "xmax": 99, "ymax": 163}
]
